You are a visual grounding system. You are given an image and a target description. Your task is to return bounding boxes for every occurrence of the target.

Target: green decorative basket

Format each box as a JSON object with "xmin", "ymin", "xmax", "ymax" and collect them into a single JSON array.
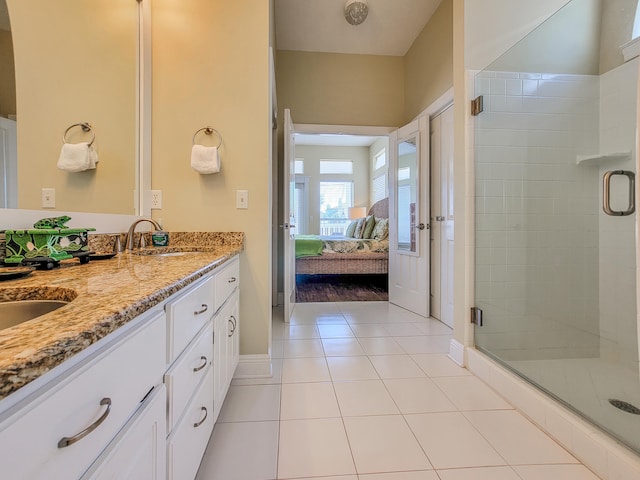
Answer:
[{"xmin": 4, "ymin": 228, "xmax": 95, "ymax": 264}]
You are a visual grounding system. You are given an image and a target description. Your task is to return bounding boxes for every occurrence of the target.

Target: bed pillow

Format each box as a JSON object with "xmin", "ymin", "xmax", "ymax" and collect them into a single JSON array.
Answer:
[
  {"xmin": 362, "ymin": 215, "xmax": 376, "ymax": 239},
  {"xmin": 372, "ymin": 217, "xmax": 389, "ymax": 240},
  {"xmin": 345, "ymin": 220, "xmax": 358, "ymax": 237},
  {"xmin": 353, "ymin": 218, "xmax": 366, "ymax": 239}
]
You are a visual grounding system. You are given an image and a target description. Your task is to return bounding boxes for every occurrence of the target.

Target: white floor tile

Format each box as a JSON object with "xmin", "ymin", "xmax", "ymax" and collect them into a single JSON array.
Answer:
[
  {"xmin": 280, "ymin": 382, "xmax": 341, "ymax": 420},
  {"xmin": 289, "ymin": 477, "xmax": 358, "ymax": 480},
  {"xmin": 322, "ymin": 338, "xmax": 366, "ymax": 356},
  {"xmin": 350, "ymin": 324, "xmax": 391, "ymax": 337},
  {"xmin": 464, "ymin": 410, "xmax": 578, "ymax": 465},
  {"xmin": 271, "ymin": 340, "xmax": 284, "ymax": 359},
  {"xmin": 196, "ymin": 421, "xmax": 278, "ymax": 480},
  {"xmin": 411, "ymin": 353, "xmax": 472, "ymax": 377},
  {"xmin": 383, "ymin": 377, "xmax": 457, "ymax": 414},
  {"xmin": 359, "ymin": 473, "xmax": 440, "ymax": 480},
  {"xmin": 278, "ymin": 418, "xmax": 356, "ymax": 478},
  {"xmin": 394, "ymin": 335, "xmax": 452, "ymax": 354},
  {"xmin": 405, "ymin": 412, "xmax": 506, "ymax": 469},
  {"xmin": 283, "ymin": 324, "xmax": 320, "ymax": 339},
  {"xmin": 359, "ymin": 337, "xmax": 406, "ymax": 355},
  {"xmin": 217, "ymin": 384, "xmax": 281, "ymax": 423},
  {"xmin": 343, "ymin": 415, "xmax": 432, "ymax": 474},
  {"xmin": 383, "ymin": 323, "xmax": 424, "ymax": 337},
  {"xmin": 513, "ymin": 464, "xmax": 601, "ymax": 480},
  {"xmin": 318, "ymin": 324, "xmax": 355, "ymax": 338},
  {"xmin": 369, "ymin": 355, "xmax": 426, "ymax": 379},
  {"xmin": 333, "ymin": 380, "xmax": 399, "ymax": 416},
  {"xmin": 327, "ymin": 356, "xmax": 380, "ymax": 381},
  {"xmin": 282, "ymin": 357, "xmax": 331, "ymax": 383},
  {"xmin": 282, "ymin": 338, "xmax": 325, "ymax": 358},
  {"xmin": 436, "ymin": 466, "xmax": 521, "ymax": 480},
  {"xmin": 413, "ymin": 320, "xmax": 453, "ymax": 335},
  {"xmin": 433, "ymin": 376, "xmax": 512, "ymax": 411}
]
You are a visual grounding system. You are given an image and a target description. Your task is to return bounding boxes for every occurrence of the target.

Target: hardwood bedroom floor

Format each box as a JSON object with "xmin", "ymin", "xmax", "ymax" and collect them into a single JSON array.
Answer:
[{"xmin": 295, "ymin": 274, "xmax": 388, "ymax": 302}]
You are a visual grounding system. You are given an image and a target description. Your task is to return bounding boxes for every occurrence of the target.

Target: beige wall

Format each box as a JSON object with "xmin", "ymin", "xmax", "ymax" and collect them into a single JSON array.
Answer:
[
  {"xmin": 404, "ymin": 0, "xmax": 454, "ymax": 122},
  {"xmin": 9, "ymin": 0, "xmax": 137, "ymax": 214},
  {"xmin": 0, "ymin": 29, "xmax": 15, "ymax": 117},
  {"xmin": 152, "ymin": 0, "xmax": 271, "ymax": 355},
  {"xmin": 295, "ymin": 145, "xmax": 370, "ymax": 235},
  {"xmin": 276, "ymin": 50, "xmax": 405, "ymax": 127}
]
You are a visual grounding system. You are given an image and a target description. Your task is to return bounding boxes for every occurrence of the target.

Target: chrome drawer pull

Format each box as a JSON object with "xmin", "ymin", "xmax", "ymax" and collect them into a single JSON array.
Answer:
[
  {"xmin": 193, "ymin": 407, "xmax": 208, "ymax": 428},
  {"xmin": 228, "ymin": 318, "xmax": 235, "ymax": 337},
  {"xmin": 194, "ymin": 304, "xmax": 208, "ymax": 315},
  {"xmin": 228, "ymin": 277, "xmax": 237, "ymax": 283},
  {"xmin": 230, "ymin": 315, "xmax": 237, "ymax": 329},
  {"xmin": 193, "ymin": 356, "xmax": 208, "ymax": 372},
  {"xmin": 58, "ymin": 397, "xmax": 112, "ymax": 448}
]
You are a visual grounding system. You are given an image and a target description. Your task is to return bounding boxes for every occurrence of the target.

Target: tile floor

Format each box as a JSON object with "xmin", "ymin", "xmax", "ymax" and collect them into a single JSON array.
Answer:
[{"xmin": 196, "ymin": 301, "xmax": 602, "ymax": 480}]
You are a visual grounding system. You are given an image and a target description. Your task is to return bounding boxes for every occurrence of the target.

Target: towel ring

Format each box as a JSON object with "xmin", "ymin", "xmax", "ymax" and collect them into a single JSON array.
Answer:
[
  {"xmin": 63, "ymin": 123, "xmax": 95, "ymax": 147},
  {"xmin": 192, "ymin": 126, "xmax": 222, "ymax": 148}
]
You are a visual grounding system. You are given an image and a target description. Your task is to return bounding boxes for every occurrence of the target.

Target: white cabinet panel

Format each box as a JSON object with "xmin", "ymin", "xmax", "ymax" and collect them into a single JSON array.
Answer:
[{"xmin": 214, "ymin": 257, "xmax": 239, "ymax": 311}]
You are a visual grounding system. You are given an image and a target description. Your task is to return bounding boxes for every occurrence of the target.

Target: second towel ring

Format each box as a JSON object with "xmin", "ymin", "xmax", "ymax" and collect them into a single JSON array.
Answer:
[
  {"xmin": 193, "ymin": 127, "xmax": 222, "ymax": 148},
  {"xmin": 63, "ymin": 122, "xmax": 95, "ymax": 147}
]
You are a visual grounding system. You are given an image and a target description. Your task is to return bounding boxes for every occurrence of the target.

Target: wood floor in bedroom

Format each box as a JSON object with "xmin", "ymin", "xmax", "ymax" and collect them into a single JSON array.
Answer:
[{"xmin": 295, "ymin": 274, "xmax": 388, "ymax": 302}]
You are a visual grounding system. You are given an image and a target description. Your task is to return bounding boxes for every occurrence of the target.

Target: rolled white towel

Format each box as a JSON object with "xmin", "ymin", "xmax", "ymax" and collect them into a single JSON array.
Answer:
[
  {"xmin": 191, "ymin": 144, "xmax": 220, "ymax": 174},
  {"xmin": 57, "ymin": 142, "xmax": 96, "ymax": 172}
]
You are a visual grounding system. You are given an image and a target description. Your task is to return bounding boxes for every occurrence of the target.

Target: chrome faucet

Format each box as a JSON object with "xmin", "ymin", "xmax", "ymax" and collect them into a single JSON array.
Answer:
[{"xmin": 124, "ymin": 218, "xmax": 162, "ymax": 251}]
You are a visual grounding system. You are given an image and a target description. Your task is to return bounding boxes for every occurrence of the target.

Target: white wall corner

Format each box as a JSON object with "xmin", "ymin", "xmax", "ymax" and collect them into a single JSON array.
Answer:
[
  {"xmin": 233, "ymin": 354, "xmax": 273, "ymax": 379},
  {"xmin": 448, "ymin": 339, "xmax": 465, "ymax": 366},
  {"xmin": 622, "ymin": 37, "xmax": 640, "ymax": 63}
]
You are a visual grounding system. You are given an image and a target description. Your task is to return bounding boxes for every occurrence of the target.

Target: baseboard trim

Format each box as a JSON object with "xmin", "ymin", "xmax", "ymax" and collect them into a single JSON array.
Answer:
[
  {"xmin": 448, "ymin": 339, "xmax": 465, "ymax": 367},
  {"xmin": 233, "ymin": 354, "xmax": 272, "ymax": 379},
  {"xmin": 466, "ymin": 348, "xmax": 640, "ymax": 480}
]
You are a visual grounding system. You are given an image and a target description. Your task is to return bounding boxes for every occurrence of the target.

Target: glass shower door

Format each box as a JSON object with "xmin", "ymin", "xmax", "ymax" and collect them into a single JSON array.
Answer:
[{"xmin": 473, "ymin": 0, "xmax": 640, "ymax": 453}]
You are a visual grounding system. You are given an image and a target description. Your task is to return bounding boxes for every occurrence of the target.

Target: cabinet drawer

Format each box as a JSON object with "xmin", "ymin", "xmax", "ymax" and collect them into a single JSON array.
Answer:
[
  {"xmin": 214, "ymin": 257, "xmax": 239, "ymax": 311},
  {"xmin": 80, "ymin": 384, "xmax": 166, "ymax": 480},
  {"xmin": 167, "ymin": 366, "xmax": 214, "ymax": 480},
  {"xmin": 166, "ymin": 276, "xmax": 214, "ymax": 363},
  {"xmin": 164, "ymin": 322, "xmax": 213, "ymax": 432},
  {"xmin": 0, "ymin": 311, "xmax": 166, "ymax": 480}
]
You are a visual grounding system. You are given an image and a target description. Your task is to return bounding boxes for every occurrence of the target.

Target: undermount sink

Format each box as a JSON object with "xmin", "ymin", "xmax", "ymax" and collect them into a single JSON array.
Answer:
[{"xmin": 0, "ymin": 300, "xmax": 69, "ymax": 330}]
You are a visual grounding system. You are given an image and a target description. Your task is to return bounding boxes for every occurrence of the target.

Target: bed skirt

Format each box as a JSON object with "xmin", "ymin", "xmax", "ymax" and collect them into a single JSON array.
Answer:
[{"xmin": 296, "ymin": 252, "xmax": 388, "ymax": 275}]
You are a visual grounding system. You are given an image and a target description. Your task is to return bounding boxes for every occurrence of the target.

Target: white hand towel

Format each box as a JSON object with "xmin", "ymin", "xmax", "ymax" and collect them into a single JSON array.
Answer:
[
  {"xmin": 88, "ymin": 145, "xmax": 99, "ymax": 169},
  {"xmin": 191, "ymin": 145, "xmax": 220, "ymax": 174},
  {"xmin": 57, "ymin": 142, "xmax": 96, "ymax": 172}
]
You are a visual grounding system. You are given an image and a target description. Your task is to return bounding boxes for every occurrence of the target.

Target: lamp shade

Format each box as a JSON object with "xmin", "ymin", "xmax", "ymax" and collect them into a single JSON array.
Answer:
[{"xmin": 348, "ymin": 206, "xmax": 367, "ymax": 220}]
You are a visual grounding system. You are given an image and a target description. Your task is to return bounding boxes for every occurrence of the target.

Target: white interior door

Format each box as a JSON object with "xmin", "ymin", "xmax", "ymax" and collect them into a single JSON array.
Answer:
[
  {"xmin": 389, "ymin": 117, "xmax": 430, "ymax": 317},
  {"xmin": 430, "ymin": 105, "xmax": 454, "ymax": 328},
  {"xmin": 0, "ymin": 117, "xmax": 17, "ymax": 208},
  {"xmin": 283, "ymin": 109, "xmax": 297, "ymax": 321}
]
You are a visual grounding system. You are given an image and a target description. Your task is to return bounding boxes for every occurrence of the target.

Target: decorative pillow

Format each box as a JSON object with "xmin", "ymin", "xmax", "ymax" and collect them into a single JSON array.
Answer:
[
  {"xmin": 371, "ymin": 217, "xmax": 389, "ymax": 240},
  {"xmin": 353, "ymin": 218, "xmax": 366, "ymax": 239},
  {"xmin": 345, "ymin": 220, "xmax": 358, "ymax": 237},
  {"xmin": 362, "ymin": 215, "xmax": 376, "ymax": 239}
]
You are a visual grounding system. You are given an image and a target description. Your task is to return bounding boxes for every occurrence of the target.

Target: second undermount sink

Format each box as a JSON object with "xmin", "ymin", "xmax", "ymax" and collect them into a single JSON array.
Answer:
[{"xmin": 0, "ymin": 300, "xmax": 70, "ymax": 330}]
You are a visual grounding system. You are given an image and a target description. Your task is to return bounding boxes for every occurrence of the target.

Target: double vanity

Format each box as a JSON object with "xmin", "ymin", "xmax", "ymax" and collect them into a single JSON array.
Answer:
[{"xmin": 0, "ymin": 231, "xmax": 244, "ymax": 479}]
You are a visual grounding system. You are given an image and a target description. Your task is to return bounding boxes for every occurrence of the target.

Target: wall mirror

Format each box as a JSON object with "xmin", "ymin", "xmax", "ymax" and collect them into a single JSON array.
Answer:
[
  {"xmin": 396, "ymin": 135, "xmax": 419, "ymax": 254},
  {"xmin": 0, "ymin": 0, "xmax": 140, "ymax": 215}
]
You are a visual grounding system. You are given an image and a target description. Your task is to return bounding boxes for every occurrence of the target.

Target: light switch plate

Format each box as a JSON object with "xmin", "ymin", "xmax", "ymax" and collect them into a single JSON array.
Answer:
[
  {"xmin": 41, "ymin": 188, "xmax": 55, "ymax": 208},
  {"xmin": 236, "ymin": 190, "xmax": 248, "ymax": 209}
]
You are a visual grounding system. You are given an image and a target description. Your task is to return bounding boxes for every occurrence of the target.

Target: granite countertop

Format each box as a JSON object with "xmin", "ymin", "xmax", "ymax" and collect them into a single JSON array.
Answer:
[{"xmin": 0, "ymin": 232, "xmax": 244, "ymax": 400}]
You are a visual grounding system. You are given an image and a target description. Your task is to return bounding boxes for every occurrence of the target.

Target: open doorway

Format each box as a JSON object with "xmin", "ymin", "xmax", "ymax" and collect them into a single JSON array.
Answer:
[{"xmin": 292, "ymin": 131, "xmax": 391, "ymax": 303}]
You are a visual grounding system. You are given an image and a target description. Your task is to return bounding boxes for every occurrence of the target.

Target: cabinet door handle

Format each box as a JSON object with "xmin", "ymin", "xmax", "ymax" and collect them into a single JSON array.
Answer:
[
  {"xmin": 230, "ymin": 315, "xmax": 237, "ymax": 329},
  {"xmin": 193, "ymin": 407, "xmax": 208, "ymax": 428},
  {"xmin": 58, "ymin": 397, "xmax": 112, "ymax": 448},
  {"xmin": 193, "ymin": 304, "xmax": 208, "ymax": 316},
  {"xmin": 228, "ymin": 277, "xmax": 237, "ymax": 284},
  {"xmin": 228, "ymin": 318, "xmax": 235, "ymax": 337},
  {"xmin": 193, "ymin": 356, "xmax": 208, "ymax": 372}
]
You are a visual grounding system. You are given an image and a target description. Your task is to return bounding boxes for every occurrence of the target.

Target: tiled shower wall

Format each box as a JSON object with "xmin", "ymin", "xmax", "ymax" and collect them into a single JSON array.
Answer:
[{"xmin": 474, "ymin": 70, "xmax": 602, "ymax": 361}]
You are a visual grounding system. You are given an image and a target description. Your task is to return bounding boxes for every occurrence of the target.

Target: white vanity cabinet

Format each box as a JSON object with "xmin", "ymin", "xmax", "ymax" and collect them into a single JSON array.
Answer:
[
  {"xmin": 213, "ymin": 290, "xmax": 240, "ymax": 423},
  {"xmin": 0, "ymin": 309, "xmax": 167, "ymax": 480}
]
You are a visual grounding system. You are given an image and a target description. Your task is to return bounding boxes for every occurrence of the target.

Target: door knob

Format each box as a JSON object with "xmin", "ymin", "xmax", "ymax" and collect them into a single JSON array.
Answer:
[
  {"xmin": 435, "ymin": 216, "xmax": 445, "ymax": 222},
  {"xmin": 415, "ymin": 223, "xmax": 427, "ymax": 230}
]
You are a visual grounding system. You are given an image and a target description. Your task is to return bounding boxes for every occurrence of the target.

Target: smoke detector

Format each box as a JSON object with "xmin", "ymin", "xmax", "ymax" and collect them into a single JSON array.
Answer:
[{"xmin": 344, "ymin": 0, "xmax": 369, "ymax": 26}]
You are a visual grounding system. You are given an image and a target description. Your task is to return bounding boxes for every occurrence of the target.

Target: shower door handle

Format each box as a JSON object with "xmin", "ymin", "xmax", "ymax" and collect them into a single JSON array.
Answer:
[{"xmin": 603, "ymin": 170, "xmax": 635, "ymax": 216}]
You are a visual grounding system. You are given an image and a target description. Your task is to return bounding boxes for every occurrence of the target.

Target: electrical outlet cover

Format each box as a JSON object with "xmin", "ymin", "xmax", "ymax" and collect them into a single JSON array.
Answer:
[{"xmin": 151, "ymin": 190, "xmax": 162, "ymax": 209}]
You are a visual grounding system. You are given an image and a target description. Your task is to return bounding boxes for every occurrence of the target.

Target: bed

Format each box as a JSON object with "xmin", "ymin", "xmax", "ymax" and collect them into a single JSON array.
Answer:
[{"xmin": 295, "ymin": 198, "xmax": 389, "ymax": 275}]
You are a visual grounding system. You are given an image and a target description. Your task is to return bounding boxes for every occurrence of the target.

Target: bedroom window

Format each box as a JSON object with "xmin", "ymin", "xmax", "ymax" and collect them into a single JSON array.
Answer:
[
  {"xmin": 373, "ymin": 174, "xmax": 386, "ymax": 203},
  {"xmin": 320, "ymin": 160, "xmax": 353, "ymax": 175},
  {"xmin": 374, "ymin": 150, "xmax": 386, "ymax": 171},
  {"xmin": 319, "ymin": 181, "xmax": 354, "ymax": 235},
  {"xmin": 295, "ymin": 159, "xmax": 304, "ymax": 175}
]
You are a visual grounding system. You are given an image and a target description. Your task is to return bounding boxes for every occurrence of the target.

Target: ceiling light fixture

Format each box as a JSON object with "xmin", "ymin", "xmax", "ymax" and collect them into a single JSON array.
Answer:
[{"xmin": 344, "ymin": 0, "xmax": 368, "ymax": 26}]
